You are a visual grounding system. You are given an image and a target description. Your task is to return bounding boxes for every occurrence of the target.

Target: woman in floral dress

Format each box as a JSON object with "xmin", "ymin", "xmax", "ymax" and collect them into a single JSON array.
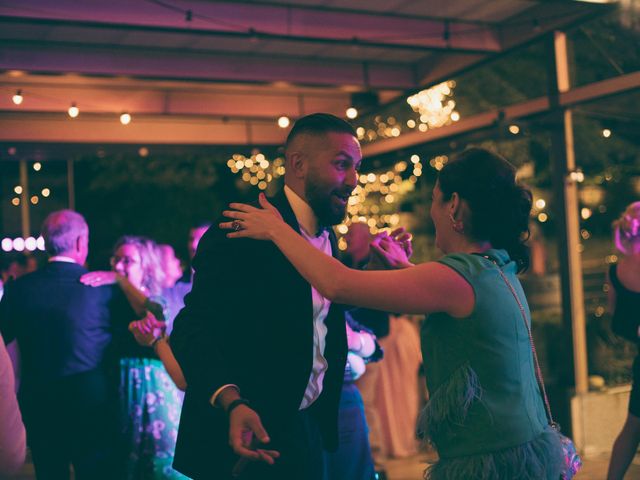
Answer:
[{"xmin": 82, "ymin": 236, "xmax": 187, "ymax": 479}]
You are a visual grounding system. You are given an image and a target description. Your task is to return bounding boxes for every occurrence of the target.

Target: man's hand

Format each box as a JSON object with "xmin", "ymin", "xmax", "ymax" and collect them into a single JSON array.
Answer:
[{"xmin": 229, "ymin": 405, "xmax": 280, "ymax": 466}]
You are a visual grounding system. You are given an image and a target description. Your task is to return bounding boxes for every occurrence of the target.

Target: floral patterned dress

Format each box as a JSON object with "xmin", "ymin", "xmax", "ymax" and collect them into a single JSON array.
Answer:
[{"xmin": 118, "ymin": 298, "xmax": 188, "ymax": 480}]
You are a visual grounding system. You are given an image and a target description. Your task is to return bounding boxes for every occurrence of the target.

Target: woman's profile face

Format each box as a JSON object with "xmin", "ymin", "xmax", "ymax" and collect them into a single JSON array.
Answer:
[{"xmin": 112, "ymin": 243, "xmax": 144, "ymax": 290}]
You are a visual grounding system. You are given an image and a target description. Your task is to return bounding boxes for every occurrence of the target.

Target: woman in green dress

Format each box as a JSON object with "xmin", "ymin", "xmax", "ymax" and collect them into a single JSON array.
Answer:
[{"xmin": 221, "ymin": 147, "xmax": 565, "ymax": 479}]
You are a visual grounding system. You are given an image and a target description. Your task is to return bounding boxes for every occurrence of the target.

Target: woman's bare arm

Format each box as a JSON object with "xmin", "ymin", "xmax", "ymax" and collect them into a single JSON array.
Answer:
[{"xmin": 222, "ymin": 195, "xmax": 474, "ymax": 317}]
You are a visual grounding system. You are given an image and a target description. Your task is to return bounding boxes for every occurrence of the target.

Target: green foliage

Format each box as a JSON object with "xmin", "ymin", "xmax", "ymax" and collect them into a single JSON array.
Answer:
[{"xmin": 75, "ymin": 153, "xmax": 224, "ymax": 266}]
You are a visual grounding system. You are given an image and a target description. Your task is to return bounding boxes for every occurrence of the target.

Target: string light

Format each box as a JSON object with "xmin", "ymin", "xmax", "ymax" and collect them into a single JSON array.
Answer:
[
  {"xmin": 277, "ymin": 116, "xmax": 290, "ymax": 128},
  {"xmin": 509, "ymin": 124, "xmax": 520, "ymax": 135},
  {"xmin": 120, "ymin": 112, "xmax": 132, "ymax": 125},
  {"xmin": 227, "ymin": 151, "xmax": 285, "ymax": 189},
  {"xmin": 1, "ymin": 238, "xmax": 12, "ymax": 252},
  {"xmin": 33, "ymin": 162, "xmax": 42, "ymax": 171},
  {"xmin": 568, "ymin": 169, "xmax": 585, "ymax": 183},
  {"xmin": 68, "ymin": 102, "xmax": 79, "ymax": 118},
  {"xmin": 12, "ymin": 89, "xmax": 23, "ymax": 105},
  {"xmin": 13, "ymin": 238, "xmax": 25, "ymax": 252},
  {"xmin": 406, "ymin": 81, "xmax": 457, "ymax": 130},
  {"xmin": 353, "ymin": 81, "xmax": 457, "ymax": 145},
  {"xmin": 25, "ymin": 237, "xmax": 37, "ymax": 251},
  {"xmin": 1, "ymin": 236, "xmax": 45, "ymax": 252},
  {"xmin": 602, "ymin": 128, "xmax": 611, "ymax": 138},
  {"xmin": 346, "ymin": 107, "xmax": 358, "ymax": 119},
  {"xmin": 14, "ymin": 186, "xmax": 22, "ymax": 194},
  {"xmin": 41, "ymin": 188, "xmax": 50, "ymax": 197}
]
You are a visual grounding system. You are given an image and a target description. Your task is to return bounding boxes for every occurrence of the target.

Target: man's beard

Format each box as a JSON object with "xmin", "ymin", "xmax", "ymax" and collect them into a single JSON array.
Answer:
[{"xmin": 305, "ymin": 179, "xmax": 349, "ymax": 227}]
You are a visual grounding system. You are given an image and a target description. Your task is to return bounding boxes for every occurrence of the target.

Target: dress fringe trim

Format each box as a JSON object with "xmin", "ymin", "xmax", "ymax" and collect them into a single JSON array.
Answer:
[{"xmin": 423, "ymin": 426, "xmax": 566, "ymax": 480}]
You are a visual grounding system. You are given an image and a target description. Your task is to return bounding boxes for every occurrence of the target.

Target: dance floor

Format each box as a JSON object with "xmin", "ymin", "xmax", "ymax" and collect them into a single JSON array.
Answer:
[{"xmin": 10, "ymin": 450, "xmax": 640, "ymax": 479}]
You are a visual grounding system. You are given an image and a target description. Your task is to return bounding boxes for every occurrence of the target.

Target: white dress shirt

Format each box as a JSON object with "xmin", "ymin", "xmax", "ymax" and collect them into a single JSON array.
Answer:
[
  {"xmin": 284, "ymin": 186, "xmax": 333, "ymax": 410},
  {"xmin": 48, "ymin": 255, "xmax": 78, "ymax": 264}
]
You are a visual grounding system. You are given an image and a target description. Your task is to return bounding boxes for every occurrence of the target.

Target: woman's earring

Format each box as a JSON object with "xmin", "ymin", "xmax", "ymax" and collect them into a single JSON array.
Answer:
[{"xmin": 449, "ymin": 213, "xmax": 464, "ymax": 234}]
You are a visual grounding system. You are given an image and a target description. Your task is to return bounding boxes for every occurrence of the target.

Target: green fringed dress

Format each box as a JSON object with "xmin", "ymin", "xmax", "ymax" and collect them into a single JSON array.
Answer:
[{"xmin": 420, "ymin": 250, "xmax": 565, "ymax": 480}]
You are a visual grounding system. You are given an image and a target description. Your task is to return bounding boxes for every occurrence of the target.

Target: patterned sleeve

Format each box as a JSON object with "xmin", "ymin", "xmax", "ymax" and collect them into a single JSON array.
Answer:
[{"xmin": 346, "ymin": 311, "xmax": 383, "ymax": 363}]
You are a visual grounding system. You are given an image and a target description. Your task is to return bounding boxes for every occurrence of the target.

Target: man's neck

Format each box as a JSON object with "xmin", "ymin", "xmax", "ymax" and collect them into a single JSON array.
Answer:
[
  {"xmin": 284, "ymin": 184, "xmax": 321, "ymax": 237},
  {"xmin": 49, "ymin": 254, "xmax": 79, "ymax": 264}
]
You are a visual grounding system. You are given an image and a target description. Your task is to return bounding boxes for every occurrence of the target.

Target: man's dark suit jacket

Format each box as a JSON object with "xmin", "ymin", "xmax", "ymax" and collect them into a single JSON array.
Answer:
[
  {"xmin": 0, "ymin": 261, "xmax": 123, "ymax": 478},
  {"xmin": 171, "ymin": 190, "xmax": 348, "ymax": 479},
  {"xmin": 0, "ymin": 261, "xmax": 116, "ymax": 388}
]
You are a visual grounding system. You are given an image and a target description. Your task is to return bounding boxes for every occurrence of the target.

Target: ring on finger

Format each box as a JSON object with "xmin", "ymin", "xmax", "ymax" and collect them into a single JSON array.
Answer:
[{"xmin": 232, "ymin": 219, "xmax": 243, "ymax": 231}]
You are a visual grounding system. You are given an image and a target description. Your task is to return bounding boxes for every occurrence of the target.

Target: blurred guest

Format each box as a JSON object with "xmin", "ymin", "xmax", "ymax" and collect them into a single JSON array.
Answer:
[
  {"xmin": 367, "ymin": 314, "xmax": 422, "ymax": 459},
  {"xmin": 0, "ymin": 331, "xmax": 26, "ymax": 476},
  {"xmin": 323, "ymin": 314, "xmax": 381, "ymax": 480},
  {"xmin": 81, "ymin": 236, "xmax": 187, "ymax": 480},
  {"xmin": 164, "ymin": 223, "xmax": 210, "ymax": 326},
  {"xmin": 188, "ymin": 222, "xmax": 210, "ymax": 263},
  {"xmin": 344, "ymin": 223, "xmax": 392, "ymax": 338},
  {"xmin": 0, "ymin": 255, "xmax": 15, "ymax": 300},
  {"xmin": 0, "ymin": 210, "xmax": 119, "ymax": 480},
  {"xmin": 607, "ymin": 201, "xmax": 640, "ymax": 480},
  {"xmin": 157, "ymin": 244, "xmax": 183, "ymax": 289}
]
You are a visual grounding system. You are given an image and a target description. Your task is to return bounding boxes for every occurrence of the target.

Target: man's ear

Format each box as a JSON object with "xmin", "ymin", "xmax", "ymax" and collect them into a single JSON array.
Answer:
[
  {"xmin": 287, "ymin": 151, "xmax": 307, "ymax": 180},
  {"xmin": 75, "ymin": 235, "xmax": 82, "ymax": 253}
]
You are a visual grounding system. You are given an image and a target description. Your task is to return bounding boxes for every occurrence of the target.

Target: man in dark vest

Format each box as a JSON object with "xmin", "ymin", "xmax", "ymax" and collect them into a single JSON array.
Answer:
[{"xmin": 171, "ymin": 113, "xmax": 362, "ymax": 479}]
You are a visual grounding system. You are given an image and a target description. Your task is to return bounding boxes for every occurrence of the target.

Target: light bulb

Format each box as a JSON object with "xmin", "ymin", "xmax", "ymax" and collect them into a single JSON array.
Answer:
[
  {"xmin": 120, "ymin": 112, "xmax": 132, "ymax": 125},
  {"xmin": 346, "ymin": 107, "xmax": 358, "ymax": 119},
  {"xmin": 277, "ymin": 116, "xmax": 290, "ymax": 128},
  {"xmin": 68, "ymin": 103, "xmax": 79, "ymax": 118},
  {"xmin": 12, "ymin": 90, "xmax": 23, "ymax": 105}
]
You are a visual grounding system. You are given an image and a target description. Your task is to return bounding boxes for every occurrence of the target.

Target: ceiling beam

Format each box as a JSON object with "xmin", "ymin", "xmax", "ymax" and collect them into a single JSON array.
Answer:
[
  {"xmin": 412, "ymin": 1, "xmax": 608, "ymax": 98},
  {"xmin": 0, "ymin": 82, "xmax": 352, "ymax": 118},
  {"xmin": 362, "ymin": 70, "xmax": 640, "ymax": 158},
  {"xmin": 0, "ymin": 0, "xmax": 502, "ymax": 53},
  {"xmin": 0, "ymin": 40, "xmax": 418, "ymax": 89},
  {"xmin": 0, "ymin": 111, "xmax": 286, "ymax": 144}
]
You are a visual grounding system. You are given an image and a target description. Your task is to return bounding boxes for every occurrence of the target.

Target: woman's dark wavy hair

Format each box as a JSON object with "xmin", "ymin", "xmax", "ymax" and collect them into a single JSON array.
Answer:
[{"xmin": 438, "ymin": 147, "xmax": 533, "ymax": 272}]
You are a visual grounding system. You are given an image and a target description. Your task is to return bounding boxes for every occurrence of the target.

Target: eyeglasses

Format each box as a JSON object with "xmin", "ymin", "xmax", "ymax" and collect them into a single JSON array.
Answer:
[{"xmin": 110, "ymin": 255, "xmax": 140, "ymax": 268}]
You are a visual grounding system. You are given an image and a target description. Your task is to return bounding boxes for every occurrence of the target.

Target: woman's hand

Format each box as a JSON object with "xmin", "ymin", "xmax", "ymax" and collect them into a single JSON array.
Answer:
[
  {"xmin": 80, "ymin": 271, "xmax": 119, "ymax": 287},
  {"xmin": 369, "ymin": 228, "xmax": 414, "ymax": 269},
  {"xmin": 128, "ymin": 311, "xmax": 166, "ymax": 347},
  {"xmin": 220, "ymin": 193, "xmax": 285, "ymax": 241},
  {"xmin": 389, "ymin": 227, "xmax": 413, "ymax": 259}
]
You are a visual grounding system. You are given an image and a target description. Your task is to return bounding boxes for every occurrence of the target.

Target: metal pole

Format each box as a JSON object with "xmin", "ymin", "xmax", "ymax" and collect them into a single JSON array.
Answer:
[
  {"xmin": 548, "ymin": 31, "xmax": 589, "ymax": 395},
  {"xmin": 19, "ymin": 160, "xmax": 30, "ymax": 238},
  {"xmin": 67, "ymin": 159, "xmax": 76, "ymax": 210}
]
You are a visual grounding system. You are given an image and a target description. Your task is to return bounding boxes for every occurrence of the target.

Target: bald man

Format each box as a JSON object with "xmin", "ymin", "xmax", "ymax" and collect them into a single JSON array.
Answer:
[{"xmin": 171, "ymin": 113, "xmax": 361, "ymax": 479}]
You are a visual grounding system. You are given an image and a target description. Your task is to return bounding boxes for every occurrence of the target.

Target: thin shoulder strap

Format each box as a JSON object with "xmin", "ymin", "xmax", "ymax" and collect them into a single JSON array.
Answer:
[{"xmin": 477, "ymin": 254, "xmax": 556, "ymax": 427}]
